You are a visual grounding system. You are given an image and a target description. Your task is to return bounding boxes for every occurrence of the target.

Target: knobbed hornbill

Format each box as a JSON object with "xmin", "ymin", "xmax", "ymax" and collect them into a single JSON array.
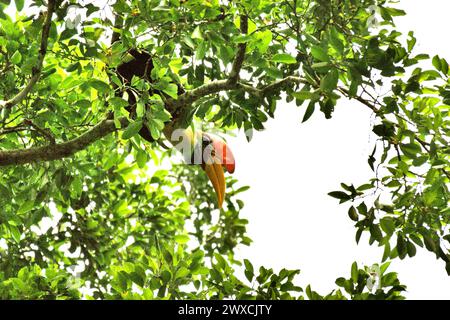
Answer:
[
  {"xmin": 116, "ymin": 49, "xmax": 235, "ymax": 208},
  {"xmin": 175, "ymin": 128, "xmax": 235, "ymax": 208}
]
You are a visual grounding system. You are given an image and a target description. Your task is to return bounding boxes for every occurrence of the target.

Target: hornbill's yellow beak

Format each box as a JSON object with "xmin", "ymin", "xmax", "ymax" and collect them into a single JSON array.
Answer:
[{"xmin": 203, "ymin": 158, "xmax": 226, "ymax": 208}]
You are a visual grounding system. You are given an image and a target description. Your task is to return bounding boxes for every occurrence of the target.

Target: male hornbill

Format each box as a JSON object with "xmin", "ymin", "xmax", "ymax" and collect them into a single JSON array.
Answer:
[
  {"xmin": 174, "ymin": 128, "xmax": 235, "ymax": 208},
  {"xmin": 116, "ymin": 49, "xmax": 235, "ymax": 208}
]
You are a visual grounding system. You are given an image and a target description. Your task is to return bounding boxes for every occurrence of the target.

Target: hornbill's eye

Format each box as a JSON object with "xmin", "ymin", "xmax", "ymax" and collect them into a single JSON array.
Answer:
[{"xmin": 201, "ymin": 135, "xmax": 212, "ymax": 149}]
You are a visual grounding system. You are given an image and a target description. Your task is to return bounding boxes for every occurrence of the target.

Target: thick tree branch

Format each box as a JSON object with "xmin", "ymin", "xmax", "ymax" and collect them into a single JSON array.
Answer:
[
  {"xmin": 0, "ymin": 0, "xmax": 57, "ymax": 111},
  {"xmin": 172, "ymin": 80, "xmax": 237, "ymax": 108},
  {"xmin": 172, "ymin": 76, "xmax": 310, "ymax": 110},
  {"xmin": 0, "ymin": 117, "xmax": 129, "ymax": 166},
  {"xmin": 228, "ymin": 15, "xmax": 248, "ymax": 84}
]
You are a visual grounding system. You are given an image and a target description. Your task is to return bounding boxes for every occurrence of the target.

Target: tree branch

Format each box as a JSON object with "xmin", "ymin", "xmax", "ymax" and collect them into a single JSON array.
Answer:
[
  {"xmin": 260, "ymin": 76, "xmax": 309, "ymax": 94},
  {"xmin": 228, "ymin": 15, "xmax": 248, "ymax": 84},
  {"xmin": 236, "ymin": 76, "xmax": 310, "ymax": 98},
  {"xmin": 0, "ymin": 125, "xmax": 28, "ymax": 136},
  {"xmin": 23, "ymin": 119, "xmax": 56, "ymax": 144},
  {"xmin": 171, "ymin": 80, "xmax": 237, "ymax": 109},
  {"xmin": 0, "ymin": 0, "xmax": 57, "ymax": 111},
  {"xmin": 0, "ymin": 117, "xmax": 129, "ymax": 166},
  {"xmin": 338, "ymin": 87, "xmax": 379, "ymax": 114},
  {"xmin": 172, "ymin": 76, "xmax": 310, "ymax": 110}
]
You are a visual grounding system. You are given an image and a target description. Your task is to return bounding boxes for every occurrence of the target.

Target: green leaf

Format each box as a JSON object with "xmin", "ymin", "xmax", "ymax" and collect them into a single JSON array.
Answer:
[
  {"xmin": 432, "ymin": 55, "xmax": 442, "ymax": 71},
  {"xmin": 160, "ymin": 270, "xmax": 171, "ymax": 283},
  {"xmin": 329, "ymin": 27, "xmax": 344, "ymax": 53},
  {"xmin": 233, "ymin": 34, "xmax": 253, "ymax": 43},
  {"xmin": 292, "ymin": 91, "xmax": 315, "ymax": 100},
  {"xmin": 66, "ymin": 62, "xmax": 80, "ymax": 72},
  {"xmin": 136, "ymin": 149, "xmax": 148, "ymax": 169},
  {"xmin": 422, "ymin": 233, "xmax": 436, "ymax": 252},
  {"xmin": 400, "ymin": 143, "xmax": 421, "ymax": 158},
  {"xmin": 320, "ymin": 69, "xmax": 339, "ymax": 92},
  {"xmin": 136, "ymin": 101, "xmax": 145, "ymax": 118},
  {"xmin": 351, "ymin": 262, "xmax": 358, "ymax": 283},
  {"xmin": 407, "ymin": 241, "xmax": 416, "ymax": 257},
  {"xmin": 446, "ymin": 263, "xmax": 450, "ymax": 276},
  {"xmin": 311, "ymin": 62, "xmax": 331, "ymax": 71},
  {"xmin": 191, "ymin": 26, "xmax": 202, "ymax": 40},
  {"xmin": 244, "ymin": 259, "xmax": 254, "ymax": 282},
  {"xmin": 175, "ymin": 267, "xmax": 190, "ymax": 279},
  {"xmin": 328, "ymin": 191, "xmax": 351, "ymax": 201},
  {"xmin": 311, "ymin": 46, "xmax": 329, "ymax": 62},
  {"xmin": 169, "ymin": 58, "xmax": 183, "ymax": 74},
  {"xmin": 255, "ymin": 30, "xmax": 272, "ymax": 53},
  {"xmin": 302, "ymin": 101, "xmax": 315, "ymax": 123},
  {"xmin": 440, "ymin": 58, "xmax": 449, "ymax": 75},
  {"xmin": 271, "ymin": 53, "xmax": 297, "ymax": 64},
  {"xmin": 355, "ymin": 228, "xmax": 363, "ymax": 244},
  {"xmin": 409, "ymin": 234, "xmax": 424, "ymax": 248},
  {"xmin": 148, "ymin": 120, "xmax": 162, "ymax": 140},
  {"xmin": 88, "ymin": 79, "xmax": 111, "ymax": 94},
  {"xmin": 370, "ymin": 225, "xmax": 383, "ymax": 242},
  {"xmin": 17, "ymin": 200, "xmax": 34, "ymax": 215},
  {"xmin": 348, "ymin": 206, "xmax": 358, "ymax": 221},
  {"xmin": 122, "ymin": 120, "xmax": 143, "ymax": 140},
  {"xmin": 14, "ymin": 0, "xmax": 24, "ymax": 11},
  {"xmin": 9, "ymin": 225, "xmax": 21, "ymax": 243},
  {"xmin": 380, "ymin": 218, "xmax": 395, "ymax": 236},
  {"xmin": 382, "ymin": 242, "xmax": 391, "ymax": 262},
  {"xmin": 71, "ymin": 176, "xmax": 82, "ymax": 196},
  {"xmin": 195, "ymin": 41, "xmax": 207, "ymax": 60},
  {"xmin": 10, "ymin": 50, "xmax": 22, "ymax": 64},
  {"xmin": 162, "ymin": 83, "xmax": 178, "ymax": 99},
  {"xmin": 396, "ymin": 234, "xmax": 406, "ymax": 259},
  {"xmin": 183, "ymin": 36, "xmax": 195, "ymax": 49},
  {"xmin": 214, "ymin": 254, "xmax": 227, "ymax": 270},
  {"xmin": 174, "ymin": 234, "xmax": 189, "ymax": 244}
]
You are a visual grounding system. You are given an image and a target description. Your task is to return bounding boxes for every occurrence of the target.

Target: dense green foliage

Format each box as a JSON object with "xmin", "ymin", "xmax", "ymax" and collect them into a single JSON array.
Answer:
[{"xmin": 0, "ymin": 0, "xmax": 448, "ymax": 299}]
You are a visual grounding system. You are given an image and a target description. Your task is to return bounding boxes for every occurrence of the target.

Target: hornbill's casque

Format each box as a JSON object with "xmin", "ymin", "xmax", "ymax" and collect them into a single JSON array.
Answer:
[{"xmin": 116, "ymin": 49, "xmax": 235, "ymax": 208}]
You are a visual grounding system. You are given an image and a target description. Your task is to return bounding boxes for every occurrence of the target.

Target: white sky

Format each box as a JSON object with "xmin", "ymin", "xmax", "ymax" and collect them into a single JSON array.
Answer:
[{"xmin": 232, "ymin": 0, "xmax": 450, "ymax": 300}]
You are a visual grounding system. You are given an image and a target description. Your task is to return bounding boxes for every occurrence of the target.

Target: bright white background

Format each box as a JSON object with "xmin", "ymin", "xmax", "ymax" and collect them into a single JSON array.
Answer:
[{"xmin": 231, "ymin": 0, "xmax": 450, "ymax": 300}]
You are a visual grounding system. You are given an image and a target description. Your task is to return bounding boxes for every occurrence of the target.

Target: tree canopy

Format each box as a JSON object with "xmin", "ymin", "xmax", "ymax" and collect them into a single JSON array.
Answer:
[{"xmin": 0, "ymin": 0, "xmax": 448, "ymax": 299}]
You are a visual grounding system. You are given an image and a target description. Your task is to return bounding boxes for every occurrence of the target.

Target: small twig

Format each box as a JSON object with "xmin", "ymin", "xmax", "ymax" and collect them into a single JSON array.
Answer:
[
  {"xmin": 23, "ymin": 119, "xmax": 56, "ymax": 144},
  {"xmin": 0, "ymin": 125, "xmax": 28, "ymax": 136}
]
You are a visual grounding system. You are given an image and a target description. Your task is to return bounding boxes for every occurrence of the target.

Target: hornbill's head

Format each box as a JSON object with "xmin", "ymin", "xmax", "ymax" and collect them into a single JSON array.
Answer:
[{"xmin": 182, "ymin": 129, "xmax": 235, "ymax": 208}]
